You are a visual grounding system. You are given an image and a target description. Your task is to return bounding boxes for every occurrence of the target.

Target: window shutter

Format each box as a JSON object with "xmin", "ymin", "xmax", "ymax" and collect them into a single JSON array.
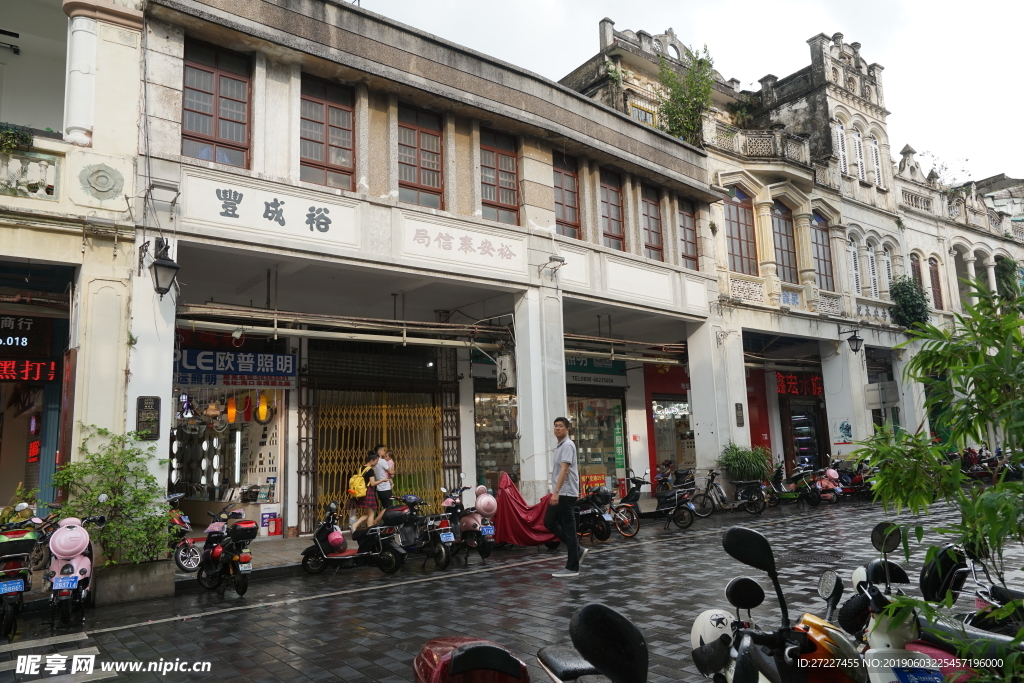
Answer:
[
  {"xmin": 848, "ymin": 244, "xmax": 861, "ymax": 293},
  {"xmin": 854, "ymin": 132, "xmax": 866, "ymax": 181},
  {"xmin": 871, "ymin": 138, "xmax": 883, "ymax": 188},
  {"xmin": 868, "ymin": 252, "xmax": 879, "ymax": 298},
  {"xmin": 883, "ymin": 249, "xmax": 893, "ymax": 287},
  {"xmin": 833, "ymin": 123, "xmax": 848, "ymax": 174}
]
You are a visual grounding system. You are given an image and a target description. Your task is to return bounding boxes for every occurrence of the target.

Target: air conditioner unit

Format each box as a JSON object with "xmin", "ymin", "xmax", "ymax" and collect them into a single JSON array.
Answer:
[{"xmin": 496, "ymin": 354, "xmax": 516, "ymax": 390}]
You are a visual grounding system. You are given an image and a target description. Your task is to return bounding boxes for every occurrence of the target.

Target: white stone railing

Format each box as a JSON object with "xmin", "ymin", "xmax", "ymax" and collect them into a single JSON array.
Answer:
[
  {"xmin": 1013, "ymin": 223, "xmax": 1024, "ymax": 242},
  {"xmin": 702, "ymin": 114, "xmax": 810, "ymax": 164},
  {"xmin": 730, "ymin": 276, "xmax": 765, "ymax": 303},
  {"xmin": 817, "ymin": 291, "xmax": 843, "ymax": 316},
  {"xmin": 0, "ymin": 150, "xmax": 61, "ymax": 201},
  {"xmin": 902, "ymin": 190, "xmax": 932, "ymax": 212}
]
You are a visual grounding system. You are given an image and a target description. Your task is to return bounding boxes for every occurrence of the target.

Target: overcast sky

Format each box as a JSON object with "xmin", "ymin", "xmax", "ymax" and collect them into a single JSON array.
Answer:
[{"xmin": 361, "ymin": 0, "xmax": 1023, "ymax": 184}]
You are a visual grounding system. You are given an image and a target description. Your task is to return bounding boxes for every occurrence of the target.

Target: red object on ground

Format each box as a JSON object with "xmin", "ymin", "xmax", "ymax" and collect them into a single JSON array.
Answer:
[
  {"xmin": 413, "ymin": 636, "xmax": 529, "ymax": 683},
  {"xmin": 491, "ymin": 472, "xmax": 557, "ymax": 546}
]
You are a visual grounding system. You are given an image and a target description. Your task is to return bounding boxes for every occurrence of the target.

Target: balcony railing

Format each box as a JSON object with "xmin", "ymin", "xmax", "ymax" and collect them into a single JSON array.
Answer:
[
  {"xmin": 901, "ymin": 190, "xmax": 932, "ymax": 213},
  {"xmin": 0, "ymin": 149, "xmax": 60, "ymax": 201},
  {"xmin": 702, "ymin": 115, "xmax": 810, "ymax": 165}
]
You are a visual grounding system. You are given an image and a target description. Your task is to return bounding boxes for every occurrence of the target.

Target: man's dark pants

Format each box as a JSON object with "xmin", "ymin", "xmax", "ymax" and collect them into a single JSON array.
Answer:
[{"xmin": 544, "ymin": 496, "xmax": 579, "ymax": 571}]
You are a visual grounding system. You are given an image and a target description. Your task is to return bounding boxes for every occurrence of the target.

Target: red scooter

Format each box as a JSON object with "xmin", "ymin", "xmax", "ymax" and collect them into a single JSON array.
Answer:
[
  {"xmin": 414, "ymin": 637, "xmax": 529, "ymax": 682},
  {"xmin": 168, "ymin": 493, "xmax": 200, "ymax": 572}
]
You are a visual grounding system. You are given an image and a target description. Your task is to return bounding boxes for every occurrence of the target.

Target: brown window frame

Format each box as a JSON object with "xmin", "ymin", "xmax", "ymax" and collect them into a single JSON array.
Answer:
[
  {"xmin": 480, "ymin": 129, "xmax": 519, "ymax": 225},
  {"xmin": 771, "ymin": 200, "xmax": 798, "ymax": 284},
  {"xmin": 553, "ymin": 153, "xmax": 580, "ymax": 239},
  {"xmin": 725, "ymin": 188, "xmax": 758, "ymax": 276},
  {"xmin": 928, "ymin": 257, "xmax": 944, "ymax": 310},
  {"xmin": 810, "ymin": 211, "xmax": 835, "ymax": 291},
  {"xmin": 182, "ymin": 40, "xmax": 251, "ymax": 169},
  {"xmin": 397, "ymin": 104, "xmax": 444, "ymax": 209},
  {"xmin": 910, "ymin": 253, "xmax": 923, "ymax": 288},
  {"xmin": 641, "ymin": 186, "xmax": 663, "ymax": 261},
  {"xmin": 600, "ymin": 169, "xmax": 624, "ymax": 251},
  {"xmin": 298, "ymin": 75, "xmax": 355, "ymax": 191},
  {"xmin": 678, "ymin": 199, "xmax": 699, "ymax": 271}
]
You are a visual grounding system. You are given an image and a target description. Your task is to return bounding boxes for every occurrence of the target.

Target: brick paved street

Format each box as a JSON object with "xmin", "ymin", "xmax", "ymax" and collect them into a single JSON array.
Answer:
[{"xmin": 2, "ymin": 500, "xmax": 1020, "ymax": 683}]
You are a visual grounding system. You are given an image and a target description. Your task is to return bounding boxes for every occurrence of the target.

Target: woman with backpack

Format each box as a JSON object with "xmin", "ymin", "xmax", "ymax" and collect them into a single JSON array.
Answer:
[{"xmin": 350, "ymin": 451, "xmax": 383, "ymax": 533}]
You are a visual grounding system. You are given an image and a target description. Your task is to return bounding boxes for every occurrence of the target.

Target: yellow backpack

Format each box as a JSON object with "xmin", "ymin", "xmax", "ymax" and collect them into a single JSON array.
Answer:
[{"xmin": 348, "ymin": 466, "xmax": 370, "ymax": 497}]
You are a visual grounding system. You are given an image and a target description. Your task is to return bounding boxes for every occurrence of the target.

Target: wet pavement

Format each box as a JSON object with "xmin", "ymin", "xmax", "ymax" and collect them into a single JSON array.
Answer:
[{"xmin": 1, "ymin": 499, "xmax": 1020, "ymax": 682}]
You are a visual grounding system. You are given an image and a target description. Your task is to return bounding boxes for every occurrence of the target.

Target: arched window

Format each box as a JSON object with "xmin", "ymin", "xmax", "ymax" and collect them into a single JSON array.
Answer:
[
  {"xmin": 869, "ymin": 136, "xmax": 883, "ymax": 188},
  {"xmin": 725, "ymin": 188, "xmax": 757, "ymax": 275},
  {"xmin": 848, "ymin": 240, "xmax": 862, "ymax": 293},
  {"xmin": 853, "ymin": 130, "xmax": 866, "ymax": 181},
  {"xmin": 832, "ymin": 121, "xmax": 848, "ymax": 174},
  {"xmin": 928, "ymin": 258, "xmax": 943, "ymax": 310},
  {"xmin": 810, "ymin": 211, "xmax": 834, "ymax": 291},
  {"xmin": 867, "ymin": 248, "xmax": 879, "ymax": 298},
  {"xmin": 771, "ymin": 200, "xmax": 797, "ymax": 284},
  {"xmin": 910, "ymin": 253, "xmax": 923, "ymax": 288}
]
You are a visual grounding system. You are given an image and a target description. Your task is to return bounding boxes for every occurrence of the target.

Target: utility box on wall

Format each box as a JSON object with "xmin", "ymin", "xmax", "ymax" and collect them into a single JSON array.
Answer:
[{"xmin": 496, "ymin": 354, "xmax": 516, "ymax": 390}]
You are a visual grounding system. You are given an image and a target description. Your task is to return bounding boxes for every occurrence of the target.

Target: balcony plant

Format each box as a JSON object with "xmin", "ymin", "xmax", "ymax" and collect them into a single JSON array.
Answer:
[
  {"xmin": 657, "ymin": 46, "xmax": 715, "ymax": 146},
  {"xmin": 888, "ymin": 275, "xmax": 930, "ymax": 329},
  {"xmin": 716, "ymin": 442, "xmax": 772, "ymax": 481},
  {"xmin": 0, "ymin": 123, "xmax": 32, "ymax": 156}
]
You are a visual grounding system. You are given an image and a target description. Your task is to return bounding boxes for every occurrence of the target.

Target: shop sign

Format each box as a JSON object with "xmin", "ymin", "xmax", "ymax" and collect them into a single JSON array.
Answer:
[
  {"xmin": 774, "ymin": 372, "xmax": 824, "ymax": 396},
  {"xmin": 173, "ymin": 350, "xmax": 297, "ymax": 387},
  {"xmin": 0, "ymin": 316, "xmax": 52, "ymax": 356},
  {"xmin": 566, "ymin": 372, "xmax": 627, "ymax": 387},
  {"xmin": 135, "ymin": 396, "xmax": 160, "ymax": 440},
  {"xmin": 182, "ymin": 174, "xmax": 359, "ymax": 250},
  {"xmin": 403, "ymin": 217, "xmax": 527, "ymax": 275},
  {"xmin": 0, "ymin": 358, "xmax": 59, "ymax": 382},
  {"xmin": 27, "ymin": 440, "xmax": 41, "ymax": 463},
  {"xmin": 612, "ymin": 404, "xmax": 625, "ymax": 469}
]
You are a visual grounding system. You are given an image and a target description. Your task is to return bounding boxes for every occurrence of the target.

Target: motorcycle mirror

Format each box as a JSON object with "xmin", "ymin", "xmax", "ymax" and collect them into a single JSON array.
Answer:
[
  {"xmin": 31, "ymin": 517, "xmax": 43, "ymax": 524},
  {"xmin": 440, "ymin": 487, "xmax": 448, "ymax": 494},
  {"xmin": 98, "ymin": 494, "xmax": 109, "ymax": 504},
  {"xmin": 817, "ymin": 570, "xmax": 839, "ymax": 601},
  {"xmin": 644, "ymin": 469, "xmax": 650, "ymax": 475},
  {"xmin": 870, "ymin": 521, "xmax": 901, "ymax": 554},
  {"xmin": 460, "ymin": 473, "xmax": 465, "ymax": 480},
  {"xmin": 722, "ymin": 527, "xmax": 776, "ymax": 575},
  {"xmin": 14, "ymin": 502, "xmax": 29, "ymax": 512}
]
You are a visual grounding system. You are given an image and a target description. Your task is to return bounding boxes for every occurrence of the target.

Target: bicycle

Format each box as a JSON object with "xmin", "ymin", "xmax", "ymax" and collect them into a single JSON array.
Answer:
[{"xmin": 691, "ymin": 470, "xmax": 765, "ymax": 517}]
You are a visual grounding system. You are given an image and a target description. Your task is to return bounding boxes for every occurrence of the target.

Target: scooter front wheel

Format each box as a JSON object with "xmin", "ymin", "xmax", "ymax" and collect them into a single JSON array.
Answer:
[
  {"xmin": 174, "ymin": 543, "xmax": 202, "ymax": 572},
  {"xmin": 196, "ymin": 566, "xmax": 223, "ymax": 589},
  {"xmin": 31, "ymin": 542, "xmax": 50, "ymax": 572},
  {"xmin": 592, "ymin": 518, "xmax": 612, "ymax": 542},
  {"xmin": 691, "ymin": 493, "xmax": 715, "ymax": 518},
  {"xmin": 377, "ymin": 548, "xmax": 402, "ymax": 574},
  {"xmin": 302, "ymin": 553, "xmax": 327, "ymax": 574},
  {"xmin": 765, "ymin": 492, "xmax": 780, "ymax": 507},
  {"xmin": 672, "ymin": 506, "xmax": 695, "ymax": 530},
  {"xmin": 433, "ymin": 542, "xmax": 451, "ymax": 570},
  {"xmin": 804, "ymin": 488, "xmax": 822, "ymax": 507},
  {"xmin": 742, "ymin": 490, "xmax": 766, "ymax": 515}
]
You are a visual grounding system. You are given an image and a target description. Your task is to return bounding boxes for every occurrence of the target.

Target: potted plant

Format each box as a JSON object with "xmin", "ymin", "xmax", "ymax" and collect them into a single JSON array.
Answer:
[
  {"xmin": 716, "ymin": 442, "xmax": 772, "ymax": 482},
  {"xmin": 51, "ymin": 426, "xmax": 176, "ymax": 607}
]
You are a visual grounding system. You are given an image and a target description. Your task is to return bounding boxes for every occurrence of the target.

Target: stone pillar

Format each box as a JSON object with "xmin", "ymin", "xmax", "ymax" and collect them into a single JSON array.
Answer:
[
  {"xmin": 857, "ymin": 243, "xmax": 872, "ymax": 298},
  {"xmin": 875, "ymin": 246, "xmax": 890, "ymax": 300},
  {"xmin": 985, "ymin": 260, "xmax": 998, "ymax": 292},
  {"xmin": 64, "ymin": 16, "xmax": 98, "ymax": 146},
  {"xmin": 687, "ymin": 321, "xmax": 748, "ymax": 471},
  {"xmin": 819, "ymin": 339, "xmax": 869, "ymax": 462},
  {"xmin": 794, "ymin": 211, "xmax": 817, "ymax": 306},
  {"xmin": 355, "ymin": 83, "xmax": 370, "ymax": 194},
  {"xmin": 963, "ymin": 255, "xmax": 977, "ymax": 306},
  {"xmin": 892, "ymin": 341, "xmax": 927, "ymax": 435},
  {"xmin": 599, "ymin": 18, "xmax": 615, "ymax": 51},
  {"xmin": 754, "ymin": 199, "xmax": 780, "ymax": 305},
  {"xmin": 624, "ymin": 366, "xmax": 649, "ymax": 479},
  {"xmin": 828, "ymin": 225, "xmax": 850, "ymax": 309},
  {"xmin": 514, "ymin": 287, "xmax": 567, "ymax": 504},
  {"xmin": 457, "ymin": 349, "xmax": 478, "ymax": 506}
]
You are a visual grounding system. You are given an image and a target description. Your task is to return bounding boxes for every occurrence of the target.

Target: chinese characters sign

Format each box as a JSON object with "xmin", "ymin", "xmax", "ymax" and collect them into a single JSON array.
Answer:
[
  {"xmin": 0, "ymin": 316, "xmax": 52, "ymax": 356},
  {"xmin": 183, "ymin": 174, "xmax": 358, "ymax": 251},
  {"xmin": 403, "ymin": 217, "xmax": 526, "ymax": 275},
  {"xmin": 0, "ymin": 359, "xmax": 58, "ymax": 382},
  {"xmin": 775, "ymin": 372, "xmax": 824, "ymax": 396},
  {"xmin": 173, "ymin": 349, "xmax": 297, "ymax": 388},
  {"xmin": 135, "ymin": 396, "xmax": 160, "ymax": 440}
]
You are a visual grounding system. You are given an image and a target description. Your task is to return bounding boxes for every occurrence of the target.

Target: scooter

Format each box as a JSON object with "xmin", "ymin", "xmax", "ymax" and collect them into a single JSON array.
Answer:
[
  {"xmin": 300, "ymin": 501, "xmax": 407, "ymax": 575},
  {"xmin": 168, "ymin": 493, "xmax": 200, "ymax": 572},
  {"xmin": 645, "ymin": 468, "xmax": 698, "ymax": 530},
  {"xmin": 574, "ymin": 486, "xmax": 612, "ymax": 543},
  {"xmin": 813, "ymin": 468, "xmax": 842, "ymax": 504},
  {"xmin": 196, "ymin": 505, "xmax": 258, "ymax": 596},
  {"xmin": 45, "ymin": 499, "xmax": 107, "ymax": 626},
  {"xmin": 442, "ymin": 474, "xmax": 497, "ymax": 561},
  {"xmin": 536, "ymin": 602, "xmax": 651, "ymax": 683},
  {"xmin": 389, "ymin": 494, "xmax": 453, "ymax": 570},
  {"xmin": 0, "ymin": 503, "xmax": 40, "ymax": 638},
  {"xmin": 690, "ymin": 469, "xmax": 766, "ymax": 517},
  {"xmin": 764, "ymin": 464, "xmax": 821, "ymax": 507},
  {"xmin": 414, "ymin": 637, "xmax": 530, "ymax": 683}
]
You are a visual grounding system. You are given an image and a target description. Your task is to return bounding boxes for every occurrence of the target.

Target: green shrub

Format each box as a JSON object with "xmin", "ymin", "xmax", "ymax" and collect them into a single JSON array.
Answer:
[
  {"xmin": 717, "ymin": 442, "xmax": 772, "ymax": 481},
  {"xmin": 888, "ymin": 275, "xmax": 930, "ymax": 329},
  {"xmin": 0, "ymin": 123, "xmax": 32, "ymax": 156}
]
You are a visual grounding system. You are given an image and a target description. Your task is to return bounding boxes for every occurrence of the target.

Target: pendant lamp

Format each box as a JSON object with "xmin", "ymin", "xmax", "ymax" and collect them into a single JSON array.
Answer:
[
  {"xmin": 256, "ymin": 392, "xmax": 269, "ymax": 422},
  {"xmin": 226, "ymin": 397, "xmax": 237, "ymax": 423}
]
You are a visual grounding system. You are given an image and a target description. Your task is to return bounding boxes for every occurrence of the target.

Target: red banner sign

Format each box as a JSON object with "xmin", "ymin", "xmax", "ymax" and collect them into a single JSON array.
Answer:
[
  {"xmin": 0, "ymin": 358, "xmax": 58, "ymax": 382},
  {"xmin": 775, "ymin": 372, "xmax": 824, "ymax": 396}
]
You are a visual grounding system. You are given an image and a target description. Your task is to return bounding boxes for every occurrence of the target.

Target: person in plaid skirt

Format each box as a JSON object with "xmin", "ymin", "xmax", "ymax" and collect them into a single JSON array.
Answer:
[{"xmin": 351, "ymin": 451, "xmax": 383, "ymax": 532}]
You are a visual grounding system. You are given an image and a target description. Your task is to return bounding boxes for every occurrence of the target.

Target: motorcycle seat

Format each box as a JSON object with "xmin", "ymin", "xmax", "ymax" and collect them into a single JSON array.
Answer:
[
  {"xmin": 729, "ymin": 480, "xmax": 762, "ymax": 487},
  {"xmin": 537, "ymin": 645, "xmax": 599, "ymax": 681},
  {"xmin": 990, "ymin": 584, "xmax": 1024, "ymax": 604},
  {"xmin": 918, "ymin": 616, "xmax": 1024, "ymax": 659}
]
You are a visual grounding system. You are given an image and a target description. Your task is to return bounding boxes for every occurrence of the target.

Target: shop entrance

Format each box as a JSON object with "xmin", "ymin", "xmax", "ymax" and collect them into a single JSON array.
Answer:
[
  {"xmin": 650, "ymin": 395, "xmax": 695, "ymax": 470},
  {"xmin": 780, "ymin": 397, "xmax": 830, "ymax": 473},
  {"xmin": 566, "ymin": 388, "xmax": 626, "ymax": 489}
]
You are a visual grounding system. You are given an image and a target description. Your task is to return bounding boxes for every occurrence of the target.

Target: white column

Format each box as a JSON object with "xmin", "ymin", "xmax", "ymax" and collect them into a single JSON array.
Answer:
[
  {"xmin": 985, "ymin": 260, "xmax": 998, "ymax": 292},
  {"xmin": 513, "ymin": 286, "xmax": 567, "ymax": 504},
  {"xmin": 687, "ymin": 321, "xmax": 748, "ymax": 471},
  {"xmin": 624, "ymin": 365, "xmax": 648, "ymax": 478},
  {"xmin": 457, "ymin": 349, "xmax": 477, "ymax": 505},
  {"xmin": 892, "ymin": 341, "xmax": 927, "ymax": 435},
  {"xmin": 64, "ymin": 16, "xmax": 98, "ymax": 146},
  {"xmin": 819, "ymin": 339, "xmax": 869, "ymax": 461},
  {"xmin": 125, "ymin": 234, "xmax": 179, "ymax": 482},
  {"xmin": 963, "ymin": 256, "xmax": 977, "ymax": 306},
  {"xmin": 875, "ymin": 246, "xmax": 890, "ymax": 300}
]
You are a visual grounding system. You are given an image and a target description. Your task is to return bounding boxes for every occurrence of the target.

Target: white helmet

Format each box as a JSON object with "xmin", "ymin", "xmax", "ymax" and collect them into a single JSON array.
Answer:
[{"xmin": 690, "ymin": 609, "xmax": 733, "ymax": 650}]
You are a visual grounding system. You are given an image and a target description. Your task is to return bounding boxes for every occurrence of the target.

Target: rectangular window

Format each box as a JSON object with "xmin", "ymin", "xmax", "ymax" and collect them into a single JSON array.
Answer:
[
  {"xmin": 600, "ymin": 169, "xmax": 624, "ymax": 251},
  {"xmin": 630, "ymin": 104, "xmax": 655, "ymax": 126},
  {"xmin": 299, "ymin": 75, "xmax": 354, "ymax": 190},
  {"xmin": 725, "ymin": 191, "xmax": 757, "ymax": 276},
  {"xmin": 832, "ymin": 122, "xmax": 848, "ymax": 175},
  {"xmin": 641, "ymin": 186, "xmax": 663, "ymax": 261},
  {"xmin": 810, "ymin": 216, "xmax": 834, "ymax": 291},
  {"xmin": 679, "ymin": 199, "xmax": 698, "ymax": 271},
  {"xmin": 480, "ymin": 129, "xmax": 518, "ymax": 225},
  {"xmin": 849, "ymin": 244, "xmax": 862, "ymax": 293},
  {"xmin": 182, "ymin": 41, "xmax": 250, "ymax": 168},
  {"xmin": 398, "ymin": 104, "xmax": 443, "ymax": 209},
  {"xmin": 929, "ymin": 259, "xmax": 944, "ymax": 310},
  {"xmin": 771, "ymin": 202, "xmax": 798, "ymax": 284},
  {"xmin": 553, "ymin": 153, "xmax": 580, "ymax": 239}
]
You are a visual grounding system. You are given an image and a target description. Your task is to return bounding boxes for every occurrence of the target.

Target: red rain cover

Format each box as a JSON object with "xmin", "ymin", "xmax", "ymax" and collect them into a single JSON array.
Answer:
[{"xmin": 492, "ymin": 471, "xmax": 558, "ymax": 545}]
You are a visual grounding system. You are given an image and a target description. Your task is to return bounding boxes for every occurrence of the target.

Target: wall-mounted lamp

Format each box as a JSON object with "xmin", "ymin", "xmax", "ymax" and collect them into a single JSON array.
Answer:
[
  {"xmin": 149, "ymin": 237, "xmax": 180, "ymax": 299},
  {"xmin": 837, "ymin": 325, "xmax": 864, "ymax": 353},
  {"xmin": 538, "ymin": 254, "xmax": 566, "ymax": 277}
]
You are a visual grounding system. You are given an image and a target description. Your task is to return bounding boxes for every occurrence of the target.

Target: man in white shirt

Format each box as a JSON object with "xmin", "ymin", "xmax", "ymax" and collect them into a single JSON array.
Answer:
[
  {"xmin": 372, "ymin": 444, "xmax": 393, "ymax": 519},
  {"xmin": 546, "ymin": 416, "xmax": 586, "ymax": 577}
]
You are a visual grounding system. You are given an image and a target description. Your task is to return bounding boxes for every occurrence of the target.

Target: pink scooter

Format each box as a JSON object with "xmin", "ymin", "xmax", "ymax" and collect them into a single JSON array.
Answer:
[
  {"xmin": 441, "ymin": 474, "xmax": 497, "ymax": 561},
  {"xmin": 45, "ymin": 495, "xmax": 106, "ymax": 626}
]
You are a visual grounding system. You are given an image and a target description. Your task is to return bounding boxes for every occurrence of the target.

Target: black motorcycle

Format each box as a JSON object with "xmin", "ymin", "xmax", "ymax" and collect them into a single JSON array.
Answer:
[
  {"xmin": 390, "ymin": 494, "xmax": 452, "ymax": 570},
  {"xmin": 300, "ymin": 501, "xmax": 406, "ymax": 575},
  {"xmin": 196, "ymin": 504, "xmax": 257, "ymax": 596},
  {"xmin": 574, "ymin": 486, "xmax": 613, "ymax": 542},
  {"xmin": 646, "ymin": 467, "xmax": 697, "ymax": 530}
]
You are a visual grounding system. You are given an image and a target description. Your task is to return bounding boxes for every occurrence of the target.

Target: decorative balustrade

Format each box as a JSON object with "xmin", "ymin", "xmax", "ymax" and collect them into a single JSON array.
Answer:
[
  {"xmin": 702, "ymin": 115, "xmax": 810, "ymax": 165},
  {"xmin": 1013, "ymin": 223, "xmax": 1024, "ymax": 242},
  {"xmin": 0, "ymin": 150, "xmax": 60, "ymax": 201},
  {"xmin": 901, "ymin": 190, "xmax": 932, "ymax": 212},
  {"xmin": 730, "ymin": 277, "xmax": 765, "ymax": 303},
  {"xmin": 817, "ymin": 292, "xmax": 843, "ymax": 316}
]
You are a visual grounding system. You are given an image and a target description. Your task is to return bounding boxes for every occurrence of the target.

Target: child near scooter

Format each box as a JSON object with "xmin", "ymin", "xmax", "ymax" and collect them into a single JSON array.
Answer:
[{"xmin": 350, "ymin": 452, "xmax": 384, "ymax": 533}]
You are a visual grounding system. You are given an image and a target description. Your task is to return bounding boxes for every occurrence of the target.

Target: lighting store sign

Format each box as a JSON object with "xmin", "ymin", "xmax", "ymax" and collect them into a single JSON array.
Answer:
[{"xmin": 173, "ymin": 349, "xmax": 297, "ymax": 388}]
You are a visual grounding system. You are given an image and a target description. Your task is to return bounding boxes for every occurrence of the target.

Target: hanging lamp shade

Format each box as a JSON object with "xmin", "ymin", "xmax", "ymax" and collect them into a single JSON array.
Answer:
[
  {"xmin": 204, "ymin": 401, "xmax": 221, "ymax": 417},
  {"xmin": 226, "ymin": 397, "xmax": 237, "ymax": 423},
  {"xmin": 242, "ymin": 394, "xmax": 252, "ymax": 422},
  {"xmin": 256, "ymin": 392, "xmax": 269, "ymax": 422}
]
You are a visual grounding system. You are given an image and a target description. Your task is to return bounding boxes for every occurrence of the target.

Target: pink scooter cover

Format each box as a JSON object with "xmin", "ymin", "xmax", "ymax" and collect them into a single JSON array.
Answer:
[{"xmin": 491, "ymin": 471, "xmax": 558, "ymax": 546}]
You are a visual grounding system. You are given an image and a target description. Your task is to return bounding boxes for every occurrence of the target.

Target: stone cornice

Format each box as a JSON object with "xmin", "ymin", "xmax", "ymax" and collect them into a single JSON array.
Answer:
[{"xmin": 64, "ymin": 0, "xmax": 143, "ymax": 31}]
